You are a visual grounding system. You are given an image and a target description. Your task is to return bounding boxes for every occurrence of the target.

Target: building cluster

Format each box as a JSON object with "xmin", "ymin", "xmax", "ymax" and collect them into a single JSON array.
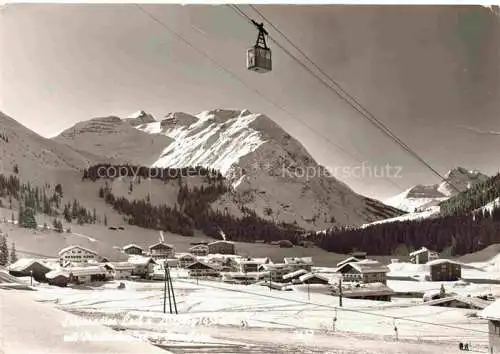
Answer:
[
  {"xmin": 6, "ymin": 238, "xmax": 331, "ymax": 290},
  {"xmin": 407, "ymin": 247, "xmax": 462, "ymax": 281},
  {"xmin": 6, "ymin": 240, "xmax": 464, "ymax": 307},
  {"xmin": 333, "ymin": 252, "xmax": 394, "ymax": 301}
]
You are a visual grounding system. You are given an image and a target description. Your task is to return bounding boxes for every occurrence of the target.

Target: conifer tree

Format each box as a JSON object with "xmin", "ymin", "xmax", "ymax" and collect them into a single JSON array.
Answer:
[
  {"xmin": 20, "ymin": 207, "xmax": 37, "ymax": 229},
  {"xmin": 0, "ymin": 235, "xmax": 9, "ymax": 266},
  {"xmin": 10, "ymin": 242, "xmax": 17, "ymax": 264}
]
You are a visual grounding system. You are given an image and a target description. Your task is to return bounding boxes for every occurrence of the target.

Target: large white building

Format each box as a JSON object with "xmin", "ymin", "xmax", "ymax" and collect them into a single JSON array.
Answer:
[{"xmin": 59, "ymin": 245, "xmax": 98, "ymax": 265}]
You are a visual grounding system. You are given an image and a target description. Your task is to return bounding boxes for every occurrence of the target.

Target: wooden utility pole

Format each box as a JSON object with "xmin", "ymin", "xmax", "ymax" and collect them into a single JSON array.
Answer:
[
  {"xmin": 167, "ymin": 263, "xmax": 178, "ymax": 314},
  {"xmin": 163, "ymin": 262, "xmax": 167, "ymax": 314},
  {"xmin": 338, "ymin": 278, "xmax": 343, "ymax": 307},
  {"xmin": 163, "ymin": 261, "xmax": 177, "ymax": 314}
]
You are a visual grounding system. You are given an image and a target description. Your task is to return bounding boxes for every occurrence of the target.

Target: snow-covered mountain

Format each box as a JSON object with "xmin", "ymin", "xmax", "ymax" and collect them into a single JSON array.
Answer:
[
  {"xmin": 54, "ymin": 108, "xmax": 404, "ymax": 230},
  {"xmin": 0, "ymin": 111, "xmax": 103, "ymax": 182},
  {"xmin": 385, "ymin": 167, "xmax": 489, "ymax": 212},
  {"xmin": 54, "ymin": 115, "xmax": 173, "ymax": 166},
  {"xmin": 124, "ymin": 110, "xmax": 157, "ymax": 126}
]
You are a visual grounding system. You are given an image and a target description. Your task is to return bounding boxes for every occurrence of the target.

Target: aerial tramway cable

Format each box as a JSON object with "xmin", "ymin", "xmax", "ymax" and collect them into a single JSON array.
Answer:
[
  {"xmin": 230, "ymin": 4, "xmax": 462, "ymax": 194},
  {"xmin": 134, "ymin": 4, "xmax": 405, "ymax": 193}
]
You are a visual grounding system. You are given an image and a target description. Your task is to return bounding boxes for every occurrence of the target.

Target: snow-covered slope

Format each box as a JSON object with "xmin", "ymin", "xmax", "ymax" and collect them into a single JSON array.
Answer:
[
  {"xmin": 54, "ymin": 115, "xmax": 173, "ymax": 166},
  {"xmin": 475, "ymin": 197, "xmax": 500, "ymax": 215},
  {"xmin": 0, "ymin": 111, "xmax": 103, "ymax": 182},
  {"xmin": 385, "ymin": 167, "xmax": 489, "ymax": 212},
  {"xmin": 55, "ymin": 108, "xmax": 404, "ymax": 230},
  {"xmin": 360, "ymin": 205, "xmax": 441, "ymax": 228}
]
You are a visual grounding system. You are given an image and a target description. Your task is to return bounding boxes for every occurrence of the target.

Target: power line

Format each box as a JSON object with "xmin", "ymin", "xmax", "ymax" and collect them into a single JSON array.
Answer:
[
  {"xmin": 174, "ymin": 277, "xmax": 490, "ymax": 336},
  {"xmin": 134, "ymin": 4, "xmax": 405, "ymax": 193},
  {"xmin": 5, "ymin": 245, "xmax": 491, "ymax": 336},
  {"xmin": 230, "ymin": 4, "xmax": 461, "ymax": 194}
]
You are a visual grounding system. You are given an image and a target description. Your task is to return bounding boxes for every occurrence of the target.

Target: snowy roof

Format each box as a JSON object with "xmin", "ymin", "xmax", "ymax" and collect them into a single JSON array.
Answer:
[
  {"xmin": 283, "ymin": 257, "xmax": 313, "ymax": 265},
  {"xmin": 336, "ymin": 256, "xmax": 361, "ymax": 268},
  {"xmin": 67, "ymin": 265, "xmax": 106, "ymax": 276},
  {"xmin": 409, "ymin": 247, "xmax": 429, "ymax": 256},
  {"xmin": 299, "ymin": 273, "xmax": 329, "ymax": 283},
  {"xmin": 259, "ymin": 263, "xmax": 289, "ymax": 270},
  {"xmin": 186, "ymin": 261, "xmax": 217, "ymax": 270},
  {"xmin": 234, "ymin": 257, "xmax": 267, "ymax": 265},
  {"xmin": 45, "ymin": 270, "xmax": 69, "ymax": 279},
  {"xmin": 208, "ymin": 240, "xmax": 235, "ymax": 245},
  {"xmin": 426, "ymin": 259, "xmax": 461, "ymax": 267},
  {"xmin": 127, "ymin": 256, "xmax": 156, "ymax": 265},
  {"xmin": 428, "ymin": 295, "xmax": 490, "ymax": 309},
  {"xmin": 338, "ymin": 282, "xmax": 394, "ymax": 296},
  {"xmin": 148, "ymin": 242, "xmax": 174, "ymax": 250},
  {"xmin": 337, "ymin": 260, "xmax": 389, "ymax": 274},
  {"xmin": 58, "ymin": 245, "xmax": 98, "ymax": 256},
  {"xmin": 479, "ymin": 299, "xmax": 500, "ymax": 320},
  {"xmin": 283, "ymin": 269, "xmax": 308, "ymax": 280},
  {"xmin": 189, "ymin": 244, "xmax": 208, "ymax": 250},
  {"xmin": 123, "ymin": 244, "xmax": 143, "ymax": 251},
  {"xmin": 105, "ymin": 262, "xmax": 134, "ymax": 271},
  {"xmin": 176, "ymin": 253, "xmax": 197, "ymax": 260},
  {"xmin": 8, "ymin": 258, "xmax": 52, "ymax": 272}
]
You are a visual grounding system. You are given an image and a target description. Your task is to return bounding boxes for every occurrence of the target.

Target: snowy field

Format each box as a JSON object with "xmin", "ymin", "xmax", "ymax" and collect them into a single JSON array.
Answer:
[{"xmin": 17, "ymin": 272, "xmax": 491, "ymax": 354}]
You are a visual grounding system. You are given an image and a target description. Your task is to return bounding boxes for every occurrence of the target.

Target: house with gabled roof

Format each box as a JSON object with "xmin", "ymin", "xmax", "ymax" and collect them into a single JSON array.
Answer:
[
  {"xmin": 58, "ymin": 245, "xmax": 98, "ymax": 265},
  {"xmin": 283, "ymin": 257, "xmax": 313, "ymax": 271},
  {"xmin": 8, "ymin": 258, "xmax": 52, "ymax": 282},
  {"xmin": 186, "ymin": 261, "xmax": 219, "ymax": 278},
  {"xmin": 122, "ymin": 244, "xmax": 143, "ymax": 256},
  {"xmin": 45, "ymin": 270, "xmax": 70, "ymax": 287},
  {"xmin": 67, "ymin": 265, "xmax": 107, "ymax": 284},
  {"xmin": 336, "ymin": 259, "xmax": 389, "ymax": 284},
  {"xmin": 258, "ymin": 263, "xmax": 294, "ymax": 282},
  {"xmin": 231, "ymin": 257, "xmax": 270, "ymax": 273},
  {"xmin": 176, "ymin": 253, "xmax": 198, "ymax": 268},
  {"xmin": 189, "ymin": 244, "xmax": 209, "ymax": 257},
  {"xmin": 409, "ymin": 247, "xmax": 439, "ymax": 264},
  {"xmin": 426, "ymin": 259, "xmax": 461, "ymax": 281},
  {"xmin": 104, "ymin": 262, "xmax": 134, "ymax": 279},
  {"xmin": 208, "ymin": 240, "xmax": 235, "ymax": 255},
  {"xmin": 148, "ymin": 242, "xmax": 175, "ymax": 260},
  {"xmin": 128, "ymin": 255, "xmax": 157, "ymax": 278}
]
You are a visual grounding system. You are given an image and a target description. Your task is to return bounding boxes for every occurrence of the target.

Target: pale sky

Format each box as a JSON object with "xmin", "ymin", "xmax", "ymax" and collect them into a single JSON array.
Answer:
[{"xmin": 1, "ymin": 4, "xmax": 499, "ymax": 200}]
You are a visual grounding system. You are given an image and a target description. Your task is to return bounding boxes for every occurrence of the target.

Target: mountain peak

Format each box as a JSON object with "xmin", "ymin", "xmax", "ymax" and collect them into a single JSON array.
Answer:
[
  {"xmin": 124, "ymin": 110, "xmax": 156, "ymax": 126},
  {"xmin": 386, "ymin": 167, "xmax": 490, "ymax": 212},
  {"xmin": 444, "ymin": 166, "xmax": 482, "ymax": 179}
]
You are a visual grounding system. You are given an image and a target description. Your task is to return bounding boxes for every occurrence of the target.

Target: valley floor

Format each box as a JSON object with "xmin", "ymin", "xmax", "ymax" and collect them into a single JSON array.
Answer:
[{"xmin": 3, "ymin": 271, "xmax": 491, "ymax": 354}]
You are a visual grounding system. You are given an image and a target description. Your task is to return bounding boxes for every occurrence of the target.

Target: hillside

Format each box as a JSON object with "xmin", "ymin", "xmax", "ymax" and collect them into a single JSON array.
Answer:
[
  {"xmin": 54, "ymin": 115, "xmax": 173, "ymax": 166},
  {"xmin": 385, "ymin": 167, "xmax": 489, "ymax": 212},
  {"xmin": 440, "ymin": 173, "xmax": 500, "ymax": 216},
  {"xmin": 54, "ymin": 109, "xmax": 404, "ymax": 230},
  {"xmin": 0, "ymin": 111, "xmax": 103, "ymax": 183},
  {"xmin": 313, "ymin": 173, "xmax": 500, "ymax": 256}
]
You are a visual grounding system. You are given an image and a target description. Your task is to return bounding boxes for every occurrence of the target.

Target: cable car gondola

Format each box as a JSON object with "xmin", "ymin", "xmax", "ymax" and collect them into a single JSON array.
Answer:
[{"xmin": 247, "ymin": 20, "xmax": 272, "ymax": 73}]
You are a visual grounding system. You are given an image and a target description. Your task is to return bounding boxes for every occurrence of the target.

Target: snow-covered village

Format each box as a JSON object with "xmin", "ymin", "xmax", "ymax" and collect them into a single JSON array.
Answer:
[{"xmin": 2, "ymin": 3, "xmax": 500, "ymax": 354}]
